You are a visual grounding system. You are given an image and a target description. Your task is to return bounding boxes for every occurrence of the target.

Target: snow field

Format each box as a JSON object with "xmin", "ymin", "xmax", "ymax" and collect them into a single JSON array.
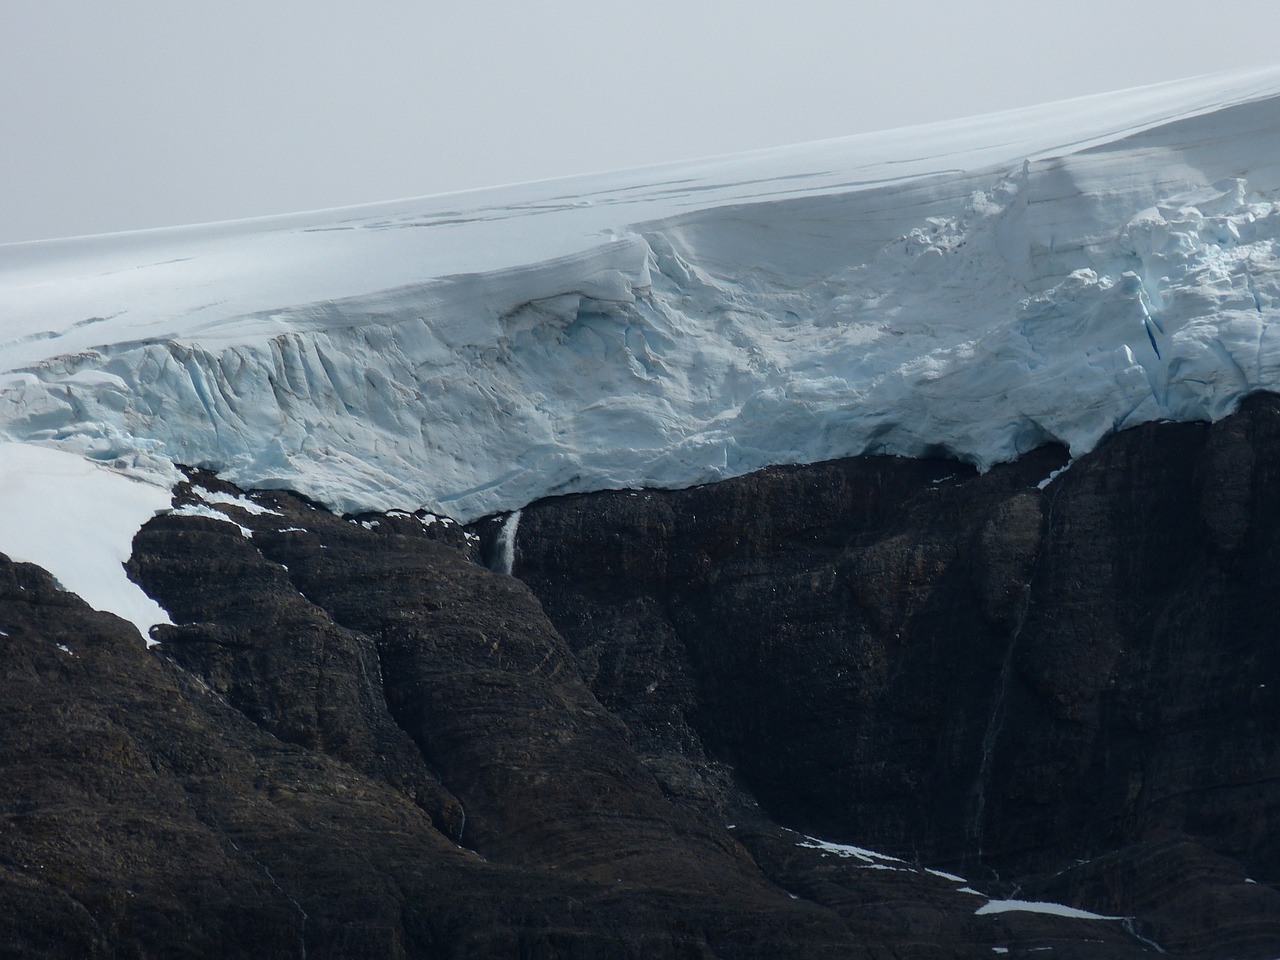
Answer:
[{"xmin": 0, "ymin": 444, "xmax": 171, "ymax": 640}]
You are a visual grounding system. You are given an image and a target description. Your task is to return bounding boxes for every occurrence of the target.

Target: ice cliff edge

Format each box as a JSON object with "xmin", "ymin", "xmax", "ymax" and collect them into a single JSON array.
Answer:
[{"xmin": 1, "ymin": 65, "xmax": 1279, "ymax": 522}]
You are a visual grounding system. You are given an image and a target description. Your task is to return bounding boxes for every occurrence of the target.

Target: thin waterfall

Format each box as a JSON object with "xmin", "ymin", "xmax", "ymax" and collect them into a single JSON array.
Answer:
[{"xmin": 494, "ymin": 509, "xmax": 521, "ymax": 575}]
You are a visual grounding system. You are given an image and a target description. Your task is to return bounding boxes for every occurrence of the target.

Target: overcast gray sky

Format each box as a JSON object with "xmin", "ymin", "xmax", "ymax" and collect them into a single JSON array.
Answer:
[{"xmin": 4, "ymin": 0, "xmax": 1279, "ymax": 245}]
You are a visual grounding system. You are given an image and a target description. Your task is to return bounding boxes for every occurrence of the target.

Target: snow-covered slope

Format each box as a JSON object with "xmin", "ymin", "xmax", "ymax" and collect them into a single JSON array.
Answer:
[{"xmin": 2, "ymin": 66, "xmax": 1280, "ymax": 634}]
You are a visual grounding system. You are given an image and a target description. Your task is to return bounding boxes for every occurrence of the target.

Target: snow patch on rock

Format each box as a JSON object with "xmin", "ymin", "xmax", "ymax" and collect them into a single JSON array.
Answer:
[
  {"xmin": 0, "ymin": 443, "xmax": 171, "ymax": 641},
  {"xmin": 169, "ymin": 502, "xmax": 254, "ymax": 539},
  {"xmin": 975, "ymin": 899, "xmax": 1123, "ymax": 922}
]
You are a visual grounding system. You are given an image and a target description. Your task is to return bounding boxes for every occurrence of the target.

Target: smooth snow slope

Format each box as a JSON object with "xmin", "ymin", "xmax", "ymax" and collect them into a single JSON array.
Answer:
[
  {"xmin": 0, "ymin": 443, "xmax": 172, "ymax": 638},
  {"xmin": 2, "ymin": 66, "xmax": 1280, "ymax": 632}
]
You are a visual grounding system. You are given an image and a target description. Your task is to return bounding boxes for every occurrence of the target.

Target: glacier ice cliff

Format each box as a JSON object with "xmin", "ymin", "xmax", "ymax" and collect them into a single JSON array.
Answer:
[{"xmin": 1, "ymin": 66, "xmax": 1279, "ymax": 523}]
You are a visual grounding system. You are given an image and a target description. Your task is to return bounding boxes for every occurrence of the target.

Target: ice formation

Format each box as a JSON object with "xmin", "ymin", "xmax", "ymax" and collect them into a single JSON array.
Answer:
[{"xmin": 2, "ymin": 66, "xmax": 1280, "ymax": 631}]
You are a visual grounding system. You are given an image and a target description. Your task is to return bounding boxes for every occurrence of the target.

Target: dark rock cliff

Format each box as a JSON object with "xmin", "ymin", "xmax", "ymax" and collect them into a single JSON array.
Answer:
[{"xmin": 3, "ymin": 395, "xmax": 1280, "ymax": 957}]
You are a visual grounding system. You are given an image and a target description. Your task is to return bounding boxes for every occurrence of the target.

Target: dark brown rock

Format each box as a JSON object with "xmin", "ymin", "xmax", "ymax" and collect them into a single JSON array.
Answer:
[
  {"xmin": 1, "ymin": 545, "xmax": 861, "ymax": 959},
  {"xmin": 128, "ymin": 473, "xmax": 463, "ymax": 837},
  {"xmin": 6, "ymin": 396, "xmax": 1280, "ymax": 957},
  {"xmin": 510, "ymin": 395, "xmax": 1280, "ymax": 956}
]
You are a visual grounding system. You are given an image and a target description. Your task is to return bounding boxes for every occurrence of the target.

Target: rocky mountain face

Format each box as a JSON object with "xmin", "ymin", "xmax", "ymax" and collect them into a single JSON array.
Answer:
[{"xmin": 4, "ymin": 395, "xmax": 1280, "ymax": 958}]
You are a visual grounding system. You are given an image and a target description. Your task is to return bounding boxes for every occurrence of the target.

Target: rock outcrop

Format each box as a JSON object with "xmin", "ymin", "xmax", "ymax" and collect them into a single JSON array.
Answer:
[
  {"xmin": 3, "ymin": 396, "xmax": 1280, "ymax": 957},
  {"xmin": 510, "ymin": 393, "xmax": 1280, "ymax": 957}
]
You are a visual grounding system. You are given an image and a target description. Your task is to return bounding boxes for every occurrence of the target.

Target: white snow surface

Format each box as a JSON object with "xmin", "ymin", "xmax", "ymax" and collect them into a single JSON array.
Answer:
[
  {"xmin": 193, "ymin": 487, "xmax": 280, "ymax": 516},
  {"xmin": 975, "ymin": 899, "xmax": 1122, "ymax": 922},
  {"xmin": 795, "ymin": 832, "xmax": 980, "ymax": 890},
  {"xmin": 3, "ymin": 66, "xmax": 1280, "ymax": 537},
  {"xmin": 797, "ymin": 835, "xmax": 912, "ymax": 866},
  {"xmin": 0, "ymin": 443, "xmax": 171, "ymax": 640},
  {"xmin": 168, "ymin": 502, "xmax": 253, "ymax": 539}
]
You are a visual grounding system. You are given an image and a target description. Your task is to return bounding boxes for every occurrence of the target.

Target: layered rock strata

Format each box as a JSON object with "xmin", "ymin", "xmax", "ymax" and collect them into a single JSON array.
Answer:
[{"xmin": 3, "ymin": 396, "xmax": 1280, "ymax": 957}]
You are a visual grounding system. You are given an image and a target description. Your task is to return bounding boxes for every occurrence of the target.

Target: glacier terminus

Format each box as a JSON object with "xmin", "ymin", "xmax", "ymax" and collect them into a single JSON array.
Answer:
[{"xmin": 1, "ymin": 65, "xmax": 1279, "ymax": 632}]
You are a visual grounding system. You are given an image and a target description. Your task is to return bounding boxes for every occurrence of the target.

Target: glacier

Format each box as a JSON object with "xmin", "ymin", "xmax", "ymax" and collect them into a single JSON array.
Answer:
[{"xmin": 2, "ymin": 66, "xmax": 1280, "ymax": 633}]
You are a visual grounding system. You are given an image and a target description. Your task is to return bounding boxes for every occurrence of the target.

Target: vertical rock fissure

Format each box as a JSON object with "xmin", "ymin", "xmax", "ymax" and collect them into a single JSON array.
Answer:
[
  {"xmin": 967, "ymin": 488, "xmax": 1054, "ymax": 866},
  {"xmin": 358, "ymin": 640, "xmax": 382, "ymax": 707},
  {"xmin": 226, "ymin": 838, "xmax": 309, "ymax": 960},
  {"xmin": 1121, "ymin": 917, "xmax": 1168, "ymax": 954},
  {"xmin": 968, "ymin": 580, "xmax": 1032, "ymax": 863}
]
